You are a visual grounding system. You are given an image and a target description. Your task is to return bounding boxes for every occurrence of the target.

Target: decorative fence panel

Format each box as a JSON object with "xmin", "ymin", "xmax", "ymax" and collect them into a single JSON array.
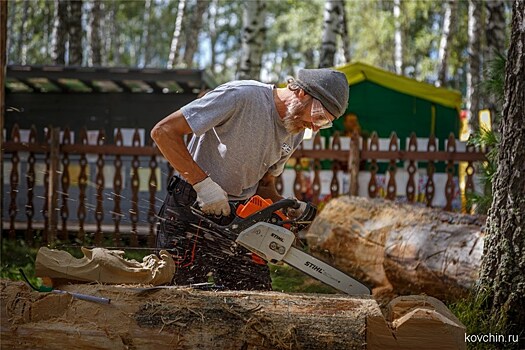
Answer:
[{"xmin": 2, "ymin": 124, "xmax": 486, "ymax": 247}]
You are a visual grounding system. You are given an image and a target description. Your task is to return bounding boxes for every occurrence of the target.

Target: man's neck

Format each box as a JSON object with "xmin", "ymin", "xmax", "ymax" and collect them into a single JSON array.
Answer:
[{"xmin": 273, "ymin": 87, "xmax": 290, "ymax": 120}]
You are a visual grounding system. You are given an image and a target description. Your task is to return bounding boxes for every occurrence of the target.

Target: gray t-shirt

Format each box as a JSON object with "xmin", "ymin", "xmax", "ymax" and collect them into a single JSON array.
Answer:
[{"xmin": 181, "ymin": 80, "xmax": 305, "ymax": 200}]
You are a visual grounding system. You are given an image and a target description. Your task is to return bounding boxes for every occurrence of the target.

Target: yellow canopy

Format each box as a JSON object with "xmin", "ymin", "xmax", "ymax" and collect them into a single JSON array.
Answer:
[{"xmin": 334, "ymin": 61, "xmax": 462, "ymax": 111}]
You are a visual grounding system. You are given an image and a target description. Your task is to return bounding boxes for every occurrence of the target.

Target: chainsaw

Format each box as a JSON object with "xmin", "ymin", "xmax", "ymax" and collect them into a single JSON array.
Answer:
[{"xmin": 191, "ymin": 196, "xmax": 370, "ymax": 295}]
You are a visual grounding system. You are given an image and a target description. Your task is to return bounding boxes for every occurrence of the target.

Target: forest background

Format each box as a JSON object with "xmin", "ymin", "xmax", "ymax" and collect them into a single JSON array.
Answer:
[{"xmin": 5, "ymin": 0, "xmax": 514, "ymax": 131}]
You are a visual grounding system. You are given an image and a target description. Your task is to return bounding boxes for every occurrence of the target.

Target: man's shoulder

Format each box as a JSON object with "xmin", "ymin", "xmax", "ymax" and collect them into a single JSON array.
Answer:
[{"xmin": 219, "ymin": 80, "xmax": 273, "ymax": 90}]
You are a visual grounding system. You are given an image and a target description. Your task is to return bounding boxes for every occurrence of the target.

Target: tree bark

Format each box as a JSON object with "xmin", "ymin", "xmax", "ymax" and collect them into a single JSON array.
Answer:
[
  {"xmin": 69, "ymin": 0, "xmax": 83, "ymax": 65},
  {"xmin": 16, "ymin": 0, "xmax": 29, "ymax": 65},
  {"xmin": 1, "ymin": 280, "xmax": 375, "ymax": 350},
  {"xmin": 182, "ymin": 0, "xmax": 209, "ymax": 68},
  {"xmin": 477, "ymin": 0, "xmax": 525, "ymax": 339},
  {"xmin": 319, "ymin": 0, "xmax": 342, "ymax": 68},
  {"xmin": 306, "ymin": 197, "xmax": 484, "ymax": 301},
  {"xmin": 393, "ymin": 0, "xmax": 403, "ymax": 75},
  {"xmin": 167, "ymin": 0, "xmax": 186, "ymax": 69},
  {"xmin": 89, "ymin": 0, "xmax": 102, "ymax": 66},
  {"xmin": 436, "ymin": 0, "xmax": 458, "ymax": 87},
  {"xmin": 484, "ymin": 0, "xmax": 507, "ymax": 125},
  {"xmin": 1, "ymin": 280, "xmax": 466, "ymax": 350},
  {"xmin": 339, "ymin": 0, "xmax": 351, "ymax": 64},
  {"xmin": 467, "ymin": 0, "xmax": 483, "ymax": 133},
  {"xmin": 52, "ymin": 0, "xmax": 68, "ymax": 65},
  {"xmin": 238, "ymin": 0, "xmax": 266, "ymax": 80}
]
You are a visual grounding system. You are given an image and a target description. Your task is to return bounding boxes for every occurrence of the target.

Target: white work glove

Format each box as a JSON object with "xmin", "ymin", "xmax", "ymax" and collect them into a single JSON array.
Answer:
[
  {"xmin": 193, "ymin": 177, "xmax": 231, "ymax": 216},
  {"xmin": 285, "ymin": 199, "xmax": 308, "ymax": 219}
]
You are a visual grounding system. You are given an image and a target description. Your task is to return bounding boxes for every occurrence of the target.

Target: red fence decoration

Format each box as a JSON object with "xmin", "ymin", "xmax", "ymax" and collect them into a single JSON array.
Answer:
[{"xmin": 2, "ymin": 124, "xmax": 486, "ymax": 247}]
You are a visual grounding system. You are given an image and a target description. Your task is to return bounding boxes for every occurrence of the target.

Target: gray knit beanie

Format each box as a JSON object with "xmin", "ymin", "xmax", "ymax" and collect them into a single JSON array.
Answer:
[{"xmin": 294, "ymin": 68, "xmax": 349, "ymax": 118}]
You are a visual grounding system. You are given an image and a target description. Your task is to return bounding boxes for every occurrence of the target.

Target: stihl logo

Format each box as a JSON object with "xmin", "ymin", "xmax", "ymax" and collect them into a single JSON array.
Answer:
[
  {"xmin": 271, "ymin": 233, "xmax": 284, "ymax": 242},
  {"xmin": 305, "ymin": 261, "xmax": 324, "ymax": 274}
]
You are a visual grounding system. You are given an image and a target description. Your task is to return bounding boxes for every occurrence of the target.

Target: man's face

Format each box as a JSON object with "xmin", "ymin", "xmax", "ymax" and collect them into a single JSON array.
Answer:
[
  {"xmin": 282, "ymin": 95, "xmax": 310, "ymax": 134},
  {"xmin": 283, "ymin": 95, "xmax": 334, "ymax": 134}
]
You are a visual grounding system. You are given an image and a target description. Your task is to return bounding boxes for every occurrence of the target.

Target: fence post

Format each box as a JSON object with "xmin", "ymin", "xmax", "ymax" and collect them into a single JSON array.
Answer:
[
  {"xmin": 46, "ymin": 127, "xmax": 60, "ymax": 244},
  {"xmin": 348, "ymin": 131, "xmax": 360, "ymax": 196}
]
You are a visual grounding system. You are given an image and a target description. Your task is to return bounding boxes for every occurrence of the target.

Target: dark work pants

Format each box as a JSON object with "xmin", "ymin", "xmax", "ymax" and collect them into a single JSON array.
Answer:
[{"xmin": 156, "ymin": 175, "xmax": 272, "ymax": 291}]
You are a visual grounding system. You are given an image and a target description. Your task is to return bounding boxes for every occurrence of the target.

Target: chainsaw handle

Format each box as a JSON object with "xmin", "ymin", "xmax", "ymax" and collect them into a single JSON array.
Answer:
[
  {"xmin": 191, "ymin": 198, "xmax": 300, "ymax": 234},
  {"xmin": 226, "ymin": 197, "xmax": 299, "ymax": 231}
]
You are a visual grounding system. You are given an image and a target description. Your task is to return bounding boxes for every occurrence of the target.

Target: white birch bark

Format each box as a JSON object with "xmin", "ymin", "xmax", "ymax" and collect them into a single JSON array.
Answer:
[
  {"xmin": 393, "ymin": 0, "xmax": 403, "ymax": 75},
  {"xmin": 339, "ymin": 0, "xmax": 351, "ymax": 63},
  {"xmin": 320, "ymin": 0, "xmax": 342, "ymax": 68},
  {"xmin": 466, "ymin": 0, "xmax": 483, "ymax": 132},
  {"xmin": 167, "ymin": 0, "xmax": 186, "ymax": 69},
  {"xmin": 436, "ymin": 0, "xmax": 458, "ymax": 87},
  {"xmin": 138, "ymin": 0, "xmax": 152, "ymax": 68},
  {"xmin": 238, "ymin": 0, "xmax": 266, "ymax": 80}
]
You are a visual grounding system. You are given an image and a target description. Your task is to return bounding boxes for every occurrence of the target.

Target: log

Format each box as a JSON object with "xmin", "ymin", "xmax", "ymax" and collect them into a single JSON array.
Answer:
[
  {"xmin": 1, "ymin": 279, "xmax": 375, "ymax": 349},
  {"xmin": 306, "ymin": 197, "xmax": 484, "ymax": 301},
  {"xmin": 1, "ymin": 280, "xmax": 465, "ymax": 350}
]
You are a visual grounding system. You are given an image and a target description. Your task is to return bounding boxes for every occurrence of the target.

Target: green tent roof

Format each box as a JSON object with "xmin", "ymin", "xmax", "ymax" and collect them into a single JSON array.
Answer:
[{"xmin": 334, "ymin": 62, "xmax": 462, "ymax": 111}]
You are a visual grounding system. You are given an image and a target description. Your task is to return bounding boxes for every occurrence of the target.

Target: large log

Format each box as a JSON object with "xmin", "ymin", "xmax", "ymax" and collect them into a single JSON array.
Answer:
[
  {"xmin": 1, "ymin": 280, "xmax": 465, "ymax": 350},
  {"xmin": 306, "ymin": 197, "xmax": 485, "ymax": 301}
]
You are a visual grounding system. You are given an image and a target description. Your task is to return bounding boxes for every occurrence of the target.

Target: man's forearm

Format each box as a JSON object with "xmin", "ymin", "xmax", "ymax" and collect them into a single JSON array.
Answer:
[{"xmin": 256, "ymin": 173, "xmax": 284, "ymax": 202}]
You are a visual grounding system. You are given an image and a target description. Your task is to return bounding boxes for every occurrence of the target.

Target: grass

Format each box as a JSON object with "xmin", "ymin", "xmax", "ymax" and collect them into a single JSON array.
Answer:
[{"xmin": 1, "ymin": 238, "xmax": 338, "ymax": 294}]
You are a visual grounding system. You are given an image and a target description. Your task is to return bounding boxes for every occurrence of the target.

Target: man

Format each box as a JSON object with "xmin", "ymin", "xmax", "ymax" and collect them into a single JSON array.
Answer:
[{"xmin": 151, "ymin": 68, "xmax": 349, "ymax": 290}]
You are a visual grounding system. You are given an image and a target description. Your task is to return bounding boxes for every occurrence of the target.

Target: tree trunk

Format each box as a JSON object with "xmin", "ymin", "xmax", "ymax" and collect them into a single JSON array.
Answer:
[
  {"xmin": 339, "ymin": 0, "xmax": 351, "ymax": 64},
  {"xmin": 238, "ymin": 0, "xmax": 266, "ymax": 80},
  {"xmin": 52, "ymin": 0, "xmax": 68, "ymax": 65},
  {"xmin": 306, "ymin": 197, "xmax": 484, "ymax": 302},
  {"xmin": 393, "ymin": 0, "xmax": 403, "ymax": 75},
  {"xmin": 89, "ymin": 0, "xmax": 102, "ymax": 66},
  {"xmin": 1, "ymin": 280, "xmax": 466, "ymax": 350},
  {"xmin": 436, "ymin": 0, "xmax": 458, "ymax": 87},
  {"xmin": 319, "ymin": 0, "xmax": 342, "ymax": 68},
  {"xmin": 1, "ymin": 280, "xmax": 374, "ymax": 350},
  {"xmin": 182, "ymin": 0, "xmax": 209, "ymax": 68},
  {"xmin": 484, "ymin": 0, "xmax": 507, "ymax": 126},
  {"xmin": 68, "ymin": 0, "xmax": 83, "ymax": 65},
  {"xmin": 17, "ymin": 0, "xmax": 29, "ymax": 65},
  {"xmin": 477, "ymin": 0, "xmax": 525, "ymax": 339},
  {"xmin": 167, "ymin": 0, "xmax": 186, "ymax": 69},
  {"xmin": 208, "ymin": 0, "xmax": 218, "ymax": 75},
  {"xmin": 467, "ymin": 0, "xmax": 483, "ymax": 133}
]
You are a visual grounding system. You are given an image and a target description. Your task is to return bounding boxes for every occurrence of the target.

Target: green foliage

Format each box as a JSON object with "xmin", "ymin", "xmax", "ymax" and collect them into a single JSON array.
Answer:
[
  {"xmin": 6, "ymin": 0, "xmax": 499, "ymax": 87},
  {"xmin": 269, "ymin": 263, "xmax": 337, "ymax": 294},
  {"xmin": 1, "ymin": 239, "xmax": 41, "ymax": 287},
  {"xmin": 466, "ymin": 54, "xmax": 505, "ymax": 215}
]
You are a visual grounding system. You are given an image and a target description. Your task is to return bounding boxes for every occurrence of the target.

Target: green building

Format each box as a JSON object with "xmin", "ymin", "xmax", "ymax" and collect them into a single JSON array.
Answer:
[{"xmin": 324, "ymin": 62, "xmax": 463, "ymax": 150}]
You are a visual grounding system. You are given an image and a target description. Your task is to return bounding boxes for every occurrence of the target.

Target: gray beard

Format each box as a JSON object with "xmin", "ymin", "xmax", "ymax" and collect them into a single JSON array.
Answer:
[{"xmin": 283, "ymin": 98, "xmax": 307, "ymax": 134}]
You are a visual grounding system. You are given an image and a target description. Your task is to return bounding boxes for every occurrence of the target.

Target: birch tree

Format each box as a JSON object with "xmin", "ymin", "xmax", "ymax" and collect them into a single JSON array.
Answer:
[
  {"xmin": 138, "ymin": 0, "xmax": 152, "ymax": 68},
  {"xmin": 89, "ymin": 0, "xmax": 102, "ymax": 66},
  {"xmin": 393, "ymin": 0, "xmax": 403, "ymax": 75},
  {"xmin": 484, "ymin": 0, "xmax": 508, "ymax": 124},
  {"xmin": 339, "ymin": 0, "xmax": 351, "ymax": 63},
  {"xmin": 436, "ymin": 0, "xmax": 458, "ymax": 87},
  {"xmin": 16, "ymin": 0, "xmax": 30, "ymax": 65},
  {"xmin": 183, "ymin": 0, "xmax": 209, "ymax": 68},
  {"xmin": 319, "ymin": 0, "xmax": 342, "ymax": 68},
  {"xmin": 477, "ymin": 0, "xmax": 525, "ymax": 338},
  {"xmin": 69, "ymin": 0, "xmax": 83, "ymax": 65},
  {"xmin": 466, "ymin": 0, "xmax": 483, "ymax": 132},
  {"xmin": 167, "ymin": 0, "xmax": 186, "ymax": 69},
  {"xmin": 52, "ymin": 0, "xmax": 68, "ymax": 64},
  {"xmin": 238, "ymin": 0, "xmax": 266, "ymax": 80}
]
